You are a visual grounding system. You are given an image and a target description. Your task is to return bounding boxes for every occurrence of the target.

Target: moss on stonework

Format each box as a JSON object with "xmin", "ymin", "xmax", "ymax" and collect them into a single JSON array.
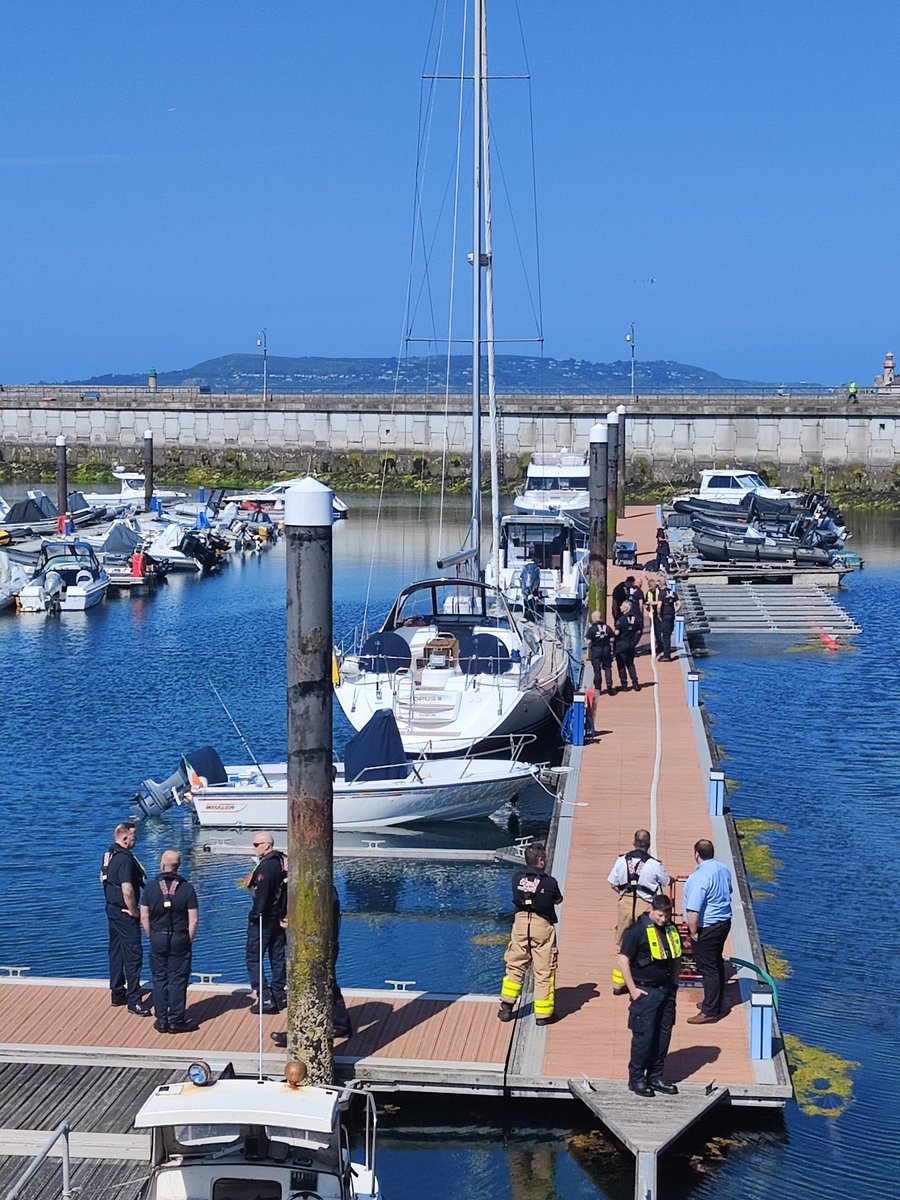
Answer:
[
  {"xmin": 762, "ymin": 944, "xmax": 791, "ymax": 980},
  {"xmin": 784, "ymin": 1034, "xmax": 858, "ymax": 1118},
  {"xmin": 734, "ymin": 817, "xmax": 786, "ymax": 884}
]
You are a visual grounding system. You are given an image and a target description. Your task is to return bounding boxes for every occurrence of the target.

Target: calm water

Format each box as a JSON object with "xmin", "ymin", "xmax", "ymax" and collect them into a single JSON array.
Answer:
[{"xmin": 0, "ymin": 495, "xmax": 896, "ymax": 1197}]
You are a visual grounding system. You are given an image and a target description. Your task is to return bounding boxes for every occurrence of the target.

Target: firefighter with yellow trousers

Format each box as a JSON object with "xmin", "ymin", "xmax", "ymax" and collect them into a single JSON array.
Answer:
[
  {"xmin": 498, "ymin": 842, "xmax": 563, "ymax": 1026},
  {"xmin": 618, "ymin": 893, "xmax": 683, "ymax": 1097}
]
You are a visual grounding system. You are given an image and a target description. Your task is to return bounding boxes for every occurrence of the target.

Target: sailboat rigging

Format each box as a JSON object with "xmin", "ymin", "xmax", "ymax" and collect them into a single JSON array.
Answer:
[{"xmin": 333, "ymin": 0, "xmax": 568, "ymax": 757}]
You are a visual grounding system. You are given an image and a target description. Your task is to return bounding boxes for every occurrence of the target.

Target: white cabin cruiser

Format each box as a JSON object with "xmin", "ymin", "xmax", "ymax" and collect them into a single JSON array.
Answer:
[
  {"xmin": 135, "ymin": 1064, "xmax": 380, "ymax": 1200},
  {"xmin": 485, "ymin": 513, "xmax": 587, "ymax": 613},
  {"xmin": 83, "ymin": 467, "xmax": 188, "ymax": 507},
  {"xmin": 335, "ymin": 579, "xmax": 569, "ymax": 756},
  {"xmin": 135, "ymin": 712, "xmax": 542, "ymax": 829},
  {"xmin": 674, "ymin": 469, "xmax": 801, "ymax": 505},
  {"xmin": 18, "ymin": 539, "xmax": 110, "ymax": 612},
  {"xmin": 513, "ymin": 450, "xmax": 589, "ymax": 520},
  {"xmin": 226, "ymin": 478, "xmax": 349, "ymax": 520}
]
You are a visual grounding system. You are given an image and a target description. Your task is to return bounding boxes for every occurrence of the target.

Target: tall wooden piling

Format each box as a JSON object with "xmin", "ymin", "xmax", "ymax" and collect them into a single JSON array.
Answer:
[
  {"xmin": 143, "ymin": 430, "xmax": 154, "ymax": 512},
  {"xmin": 617, "ymin": 404, "xmax": 627, "ymax": 517},
  {"xmin": 606, "ymin": 410, "xmax": 619, "ymax": 553},
  {"xmin": 588, "ymin": 421, "xmax": 608, "ymax": 617},
  {"xmin": 284, "ymin": 478, "xmax": 335, "ymax": 1085},
  {"xmin": 55, "ymin": 436, "xmax": 67, "ymax": 524}
]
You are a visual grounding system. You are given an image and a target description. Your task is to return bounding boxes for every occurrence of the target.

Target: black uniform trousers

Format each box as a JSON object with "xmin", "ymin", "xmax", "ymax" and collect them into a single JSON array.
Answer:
[
  {"xmin": 149, "ymin": 930, "xmax": 192, "ymax": 1025},
  {"xmin": 615, "ymin": 644, "xmax": 639, "ymax": 688},
  {"xmin": 246, "ymin": 914, "xmax": 287, "ymax": 1006},
  {"xmin": 653, "ymin": 616, "xmax": 675, "ymax": 658},
  {"xmin": 627, "ymin": 983, "xmax": 677, "ymax": 1086},
  {"xmin": 107, "ymin": 906, "xmax": 143, "ymax": 1005},
  {"xmin": 693, "ymin": 919, "xmax": 731, "ymax": 1016},
  {"xmin": 590, "ymin": 649, "xmax": 614, "ymax": 694}
]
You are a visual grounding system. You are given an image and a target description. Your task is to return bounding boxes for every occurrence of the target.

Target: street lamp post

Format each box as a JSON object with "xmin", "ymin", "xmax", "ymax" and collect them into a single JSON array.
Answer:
[
  {"xmin": 625, "ymin": 323, "xmax": 635, "ymax": 399},
  {"xmin": 256, "ymin": 329, "xmax": 268, "ymax": 405}
]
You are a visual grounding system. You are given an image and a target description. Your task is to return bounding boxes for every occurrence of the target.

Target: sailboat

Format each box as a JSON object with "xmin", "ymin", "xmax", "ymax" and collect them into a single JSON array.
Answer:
[{"xmin": 334, "ymin": 0, "xmax": 569, "ymax": 757}]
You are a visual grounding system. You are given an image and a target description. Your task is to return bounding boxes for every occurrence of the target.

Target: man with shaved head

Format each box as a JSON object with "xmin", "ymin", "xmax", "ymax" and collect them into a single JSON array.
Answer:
[
  {"xmin": 245, "ymin": 831, "xmax": 287, "ymax": 1015},
  {"xmin": 140, "ymin": 849, "xmax": 199, "ymax": 1034}
]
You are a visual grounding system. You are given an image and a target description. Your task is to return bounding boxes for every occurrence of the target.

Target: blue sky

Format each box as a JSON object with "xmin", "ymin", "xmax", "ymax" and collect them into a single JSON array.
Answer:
[{"xmin": 2, "ymin": 1, "xmax": 898, "ymax": 385}]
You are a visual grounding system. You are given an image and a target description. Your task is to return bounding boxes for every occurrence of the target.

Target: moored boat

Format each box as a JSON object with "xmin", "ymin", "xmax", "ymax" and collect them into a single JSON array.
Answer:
[
  {"xmin": 17, "ymin": 539, "xmax": 110, "ymax": 612},
  {"xmin": 513, "ymin": 449, "xmax": 590, "ymax": 520},
  {"xmin": 135, "ymin": 710, "xmax": 543, "ymax": 829},
  {"xmin": 134, "ymin": 1063, "xmax": 380, "ymax": 1200},
  {"xmin": 485, "ymin": 513, "xmax": 587, "ymax": 612}
]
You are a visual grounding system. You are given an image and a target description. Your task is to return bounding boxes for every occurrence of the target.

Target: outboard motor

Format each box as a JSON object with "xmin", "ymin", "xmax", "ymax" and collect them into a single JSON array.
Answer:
[{"xmin": 135, "ymin": 762, "xmax": 190, "ymax": 818}]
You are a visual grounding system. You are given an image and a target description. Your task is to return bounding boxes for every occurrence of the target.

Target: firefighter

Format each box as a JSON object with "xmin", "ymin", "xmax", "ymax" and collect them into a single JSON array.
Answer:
[
  {"xmin": 100, "ymin": 821, "xmax": 149, "ymax": 1015},
  {"xmin": 245, "ymin": 831, "xmax": 287, "ymax": 1014},
  {"xmin": 498, "ymin": 842, "xmax": 563, "ymax": 1026},
  {"xmin": 618, "ymin": 893, "xmax": 682, "ymax": 1097},
  {"xmin": 608, "ymin": 830, "xmax": 670, "ymax": 994},
  {"xmin": 140, "ymin": 850, "xmax": 199, "ymax": 1034},
  {"xmin": 584, "ymin": 609, "xmax": 615, "ymax": 696}
]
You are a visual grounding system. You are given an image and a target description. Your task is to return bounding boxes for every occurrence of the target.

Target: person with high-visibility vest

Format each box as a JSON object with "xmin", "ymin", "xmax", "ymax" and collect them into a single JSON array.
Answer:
[
  {"xmin": 618, "ymin": 893, "xmax": 683, "ymax": 1097},
  {"xmin": 608, "ymin": 830, "xmax": 671, "ymax": 994},
  {"xmin": 498, "ymin": 842, "xmax": 563, "ymax": 1026},
  {"xmin": 848, "ymin": 380, "xmax": 859, "ymax": 403}
]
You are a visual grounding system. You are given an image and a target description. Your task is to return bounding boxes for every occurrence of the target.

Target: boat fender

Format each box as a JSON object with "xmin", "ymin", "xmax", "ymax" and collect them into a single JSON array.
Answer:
[{"xmin": 332, "ymin": 648, "xmax": 341, "ymax": 685}]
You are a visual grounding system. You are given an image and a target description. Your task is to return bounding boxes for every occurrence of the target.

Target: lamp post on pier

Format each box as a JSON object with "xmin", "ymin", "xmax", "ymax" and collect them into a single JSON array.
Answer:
[
  {"xmin": 625, "ymin": 322, "xmax": 636, "ymax": 399},
  {"xmin": 257, "ymin": 328, "xmax": 268, "ymax": 405}
]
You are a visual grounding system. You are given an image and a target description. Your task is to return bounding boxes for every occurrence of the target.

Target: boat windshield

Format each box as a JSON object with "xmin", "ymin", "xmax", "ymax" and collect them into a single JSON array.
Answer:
[
  {"xmin": 390, "ymin": 581, "xmax": 512, "ymax": 628},
  {"xmin": 524, "ymin": 475, "xmax": 588, "ymax": 492},
  {"xmin": 741, "ymin": 474, "xmax": 767, "ymax": 489},
  {"xmin": 172, "ymin": 1124, "xmax": 241, "ymax": 1147}
]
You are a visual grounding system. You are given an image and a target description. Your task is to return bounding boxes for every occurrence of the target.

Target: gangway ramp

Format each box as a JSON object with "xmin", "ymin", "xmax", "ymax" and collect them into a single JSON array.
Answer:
[{"xmin": 678, "ymin": 582, "xmax": 860, "ymax": 637}]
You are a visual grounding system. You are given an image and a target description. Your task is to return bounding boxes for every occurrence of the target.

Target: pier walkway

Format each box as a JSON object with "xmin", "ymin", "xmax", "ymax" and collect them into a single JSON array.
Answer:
[{"xmin": 0, "ymin": 509, "xmax": 790, "ymax": 1199}]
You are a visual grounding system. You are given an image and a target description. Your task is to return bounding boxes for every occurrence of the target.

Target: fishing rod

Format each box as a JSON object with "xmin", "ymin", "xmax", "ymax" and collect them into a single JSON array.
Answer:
[{"xmin": 207, "ymin": 677, "xmax": 272, "ymax": 787}]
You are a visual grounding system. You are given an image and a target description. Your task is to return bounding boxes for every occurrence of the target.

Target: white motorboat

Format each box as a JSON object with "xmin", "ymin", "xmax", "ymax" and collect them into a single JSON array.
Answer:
[
  {"xmin": 485, "ymin": 513, "xmax": 587, "ymax": 613},
  {"xmin": 0, "ymin": 550, "xmax": 29, "ymax": 612},
  {"xmin": 513, "ymin": 449, "xmax": 590, "ymax": 520},
  {"xmin": 17, "ymin": 539, "xmax": 110, "ymax": 612},
  {"xmin": 134, "ymin": 1064, "xmax": 380, "ymax": 1200},
  {"xmin": 673, "ymin": 468, "xmax": 801, "ymax": 506},
  {"xmin": 135, "ymin": 711, "xmax": 543, "ymax": 828},
  {"xmin": 83, "ymin": 467, "xmax": 187, "ymax": 507},
  {"xmin": 226, "ymin": 477, "xmax": 349, "ymax": 520},
  {"xmin": 335, "ymin": 579, "xmax": 569, "ymax": 756}
]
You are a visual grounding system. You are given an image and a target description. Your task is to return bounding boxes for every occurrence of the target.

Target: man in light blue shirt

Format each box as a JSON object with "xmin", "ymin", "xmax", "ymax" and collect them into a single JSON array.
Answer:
[{"xmin": 683, "ymin": 839, "xmax": 733, "ymax": 1024}]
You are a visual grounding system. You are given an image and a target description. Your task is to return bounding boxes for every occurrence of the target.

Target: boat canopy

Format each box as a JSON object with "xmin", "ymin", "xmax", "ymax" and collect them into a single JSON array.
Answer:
[
  {"xmin": 98, "ymin": 521, "xmax": 142, "ymax": 555},
  {"xmin": 343, "ymin": 710, "xmax": 409, "ymax": 783},
  {"xmin": 383, "ymin": 578, "xmax": 515, "ymax": 630},
  {"xmin": 133, "ymin": 1078, "xmax": 341, "ymax": 1135}
]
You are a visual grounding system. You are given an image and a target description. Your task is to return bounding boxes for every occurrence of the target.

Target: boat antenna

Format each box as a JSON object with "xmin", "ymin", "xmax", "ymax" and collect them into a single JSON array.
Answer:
[{"xmin": 207, "ymin": 678, "xmax": 272, "ymax": 787}]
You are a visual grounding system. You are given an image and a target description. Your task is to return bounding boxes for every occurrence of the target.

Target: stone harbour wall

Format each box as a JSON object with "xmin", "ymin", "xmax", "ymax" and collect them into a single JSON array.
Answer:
[{"xmin": 2, "ymin": 388, "xmax": 900, "ymax": 489}]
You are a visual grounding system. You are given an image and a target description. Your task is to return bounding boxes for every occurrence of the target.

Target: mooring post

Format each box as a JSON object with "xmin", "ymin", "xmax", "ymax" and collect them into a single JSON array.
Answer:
[
  {"xmin": 571, "ymin": 692, "xmax": 586, "ymax": 747},
  {"xmin": 143, "ymin": 429, "xmax": 154, "ymax": 512},
  {"xmin": 284, "ymin": 478, "xmax": 335, "ymax": 1085},
  {"xmin": 687, "ymin": 670, "xmax": 700, "ymax": 708},
  {"xmin": 750, "ymin": 983, "xmax": 775, "ymax": 1059},
  {"xmin": 588, "ymin": 421, "xmax": 608, "ymax": 617},
  {"xmin": 606, "ymin": 411, "xmax": 619, "ymax": 554},
  {"xmin": 674, "ymin": 612, "xmax": 685, "ymax": 648},
  {"xmin": 616, "ymin": 404, "xmax": 627, "ymax": 518},
  {"xmin": 55, "ymin": 436, "xmax": 68, "ymax": 530}
]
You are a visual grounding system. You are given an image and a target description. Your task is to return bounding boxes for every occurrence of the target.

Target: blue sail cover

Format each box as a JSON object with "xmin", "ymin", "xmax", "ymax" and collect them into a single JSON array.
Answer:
[{"xmin": 343, "ymin": 709, "xmax": 410, "ymax": 783}]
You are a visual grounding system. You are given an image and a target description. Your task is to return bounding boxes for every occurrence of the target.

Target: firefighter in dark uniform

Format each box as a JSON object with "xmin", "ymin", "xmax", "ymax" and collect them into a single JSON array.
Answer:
[
  {"xmin": 245, "ymin": 831, "xmax": 287, "ymax": 1014},
  {"xmin": 647, "ymin": 582, "xmax": 680, "ymax": 661},
  {"xmin": 140, "ymin": 849, "xmax": 199, "ymax": 1034},
  {"xmin": 100, "ymin": 821, "xmax": 150, "ymax": 1015},
  {"xmin": 614, "ymin": 600, "xmax": 642, "ymax": 691},
  {"xmin": 618, "ymin": 894, "xmax": 682, "ymax": 1097},
  {"xmin": 498, "ymin": 842, "xmax": 563, "ymax": 1026},
  {"xmin": 584, "ymin": 610, "xmax": 615, "ymax": 696}
]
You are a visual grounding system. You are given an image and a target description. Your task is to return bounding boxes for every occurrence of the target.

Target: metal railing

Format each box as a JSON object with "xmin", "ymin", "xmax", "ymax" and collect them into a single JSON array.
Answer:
[{"xmin": 3, "ymin": 1123, "xmax": 72, "ymax": 1200}]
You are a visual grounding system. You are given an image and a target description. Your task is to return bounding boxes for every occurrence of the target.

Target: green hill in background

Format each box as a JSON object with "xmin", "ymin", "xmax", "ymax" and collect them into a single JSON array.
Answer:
[{"xmin": 65, "ymin": 353, "xmax": 821, "ymax": 394}]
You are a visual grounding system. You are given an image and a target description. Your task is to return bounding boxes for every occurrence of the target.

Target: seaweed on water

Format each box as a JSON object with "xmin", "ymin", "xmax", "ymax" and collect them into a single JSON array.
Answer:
[
  {"xmin": 762, "ymin": 943, "xmax": 792, "ymax": 980},
  {"xmin": 734, "ymin": 817, "xmax": 786, "ymax": 884},
  {"xmin": 784, "ymin": 1034, "xmax": 858, "ymax": 1119},
  {"xmin": 470, "ymin": 932, "xmax": 508, "ymax": 947}
]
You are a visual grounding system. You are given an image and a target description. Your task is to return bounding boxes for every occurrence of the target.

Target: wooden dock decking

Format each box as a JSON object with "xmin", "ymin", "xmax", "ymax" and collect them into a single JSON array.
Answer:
[{"xmin": 0, "ymin": 508, "xmax": 791, "ymax": 1200}]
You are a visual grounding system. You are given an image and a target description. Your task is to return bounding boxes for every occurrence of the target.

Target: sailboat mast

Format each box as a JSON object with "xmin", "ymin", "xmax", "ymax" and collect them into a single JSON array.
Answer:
[{"xmin": 470, "ymin": 0, "xmax": 484, "ymax": 577}]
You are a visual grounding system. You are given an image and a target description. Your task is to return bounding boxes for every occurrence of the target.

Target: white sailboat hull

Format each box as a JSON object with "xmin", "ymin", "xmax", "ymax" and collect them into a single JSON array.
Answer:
[{"xmin": 188, "ymin": 757, "xmax": 540, "ymax": 829}]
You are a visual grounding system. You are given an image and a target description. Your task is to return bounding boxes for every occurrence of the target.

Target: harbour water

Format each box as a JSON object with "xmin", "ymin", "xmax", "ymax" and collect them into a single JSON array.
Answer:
[{"xmin": 0, "ymin": 494, "xmax": 896, "ymax": 1197}]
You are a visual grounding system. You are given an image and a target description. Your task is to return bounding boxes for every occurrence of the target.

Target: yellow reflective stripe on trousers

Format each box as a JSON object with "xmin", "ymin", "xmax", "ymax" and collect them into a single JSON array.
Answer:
[
  {"xmin": 500, "ymin": 976, "xmax": 522, "ymax": 1001},
  {"xmin": 534, "ymin": 972, "xmax": 555, "ymax": 1017}
]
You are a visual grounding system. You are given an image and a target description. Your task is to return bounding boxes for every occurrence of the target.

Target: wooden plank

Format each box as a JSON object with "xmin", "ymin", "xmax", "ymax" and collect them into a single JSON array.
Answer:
[
  {"xmin": 0, "ymin": 1129, "xmax": 149, "ymax": 1160},
  {"xmin": 569, "ymin": 1078, "xmax": 728, "ymax": 1155}
]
